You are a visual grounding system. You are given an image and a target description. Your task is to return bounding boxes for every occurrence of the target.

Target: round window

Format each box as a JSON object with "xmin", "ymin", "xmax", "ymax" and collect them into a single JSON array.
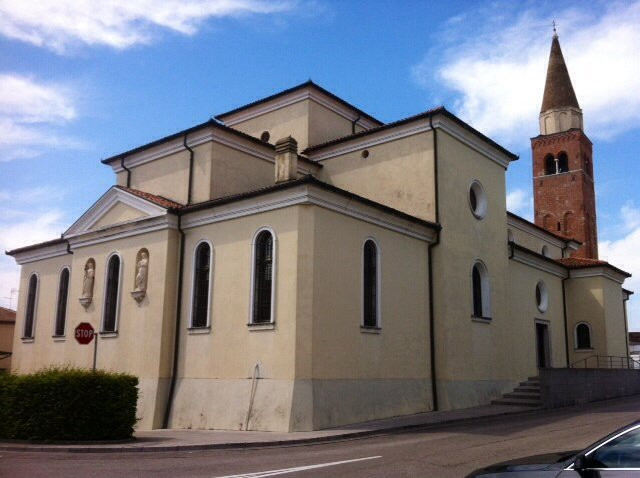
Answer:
[
  {"xmin": 541, "ymin": 245, "xmax": 550, "ymax": 257},
  {"xmin": 469, "ymin": 181, "xmax": 487, "ymax": 219},
  {"xmin": 260, "ymin": 131, "xmax": 270, "ymax": 142},
  {"xmin": 536, "ymin": 281, "xmax": 548, "ymax": 313}
]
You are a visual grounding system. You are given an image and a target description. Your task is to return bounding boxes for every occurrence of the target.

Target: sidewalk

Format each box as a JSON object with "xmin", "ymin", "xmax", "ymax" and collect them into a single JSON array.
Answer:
[{"xmin": 0, "ymin": 403, "xmax": 536, "ymax": 453}]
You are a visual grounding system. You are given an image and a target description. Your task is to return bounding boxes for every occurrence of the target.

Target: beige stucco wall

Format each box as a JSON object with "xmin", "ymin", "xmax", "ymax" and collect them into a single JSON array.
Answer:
[
  {"xmin": 209, "ymin": 142, "xmax": 274, "ymax": 200},
  {"xmin": 229, "ymin": 101, "xmax": 310, "ymax": 150},
  {"xmin": 431, "ymin": 130, "xmax": 515, "ymax": 409},
  {"xmin": 11, "ymin": 227, "xmax": 178, "ymax": 429},
  {"xmin": 306, "ymin": 206, "xmax": 432, "ymax": 428},
  {"xmin": 307, "ymin": 101, "xmax": 355, "ymax": 148},
  {"xmin": 0, "ymin": 320, "xmax": 15, "ymax": 371},
  {"xmin": 566, "ymin": 275, "xmax": 628, "ymax": 366},
  {"xmin": 319, "ymin": 130, "xmax": 436, "ymax": 222},
  {"xmin": 507, "ymin": 261, "xmax": 567, "ymax": 379},
  {"xmin": 129, "ymin": 148, "xmax": 191, "ymax": 204},
  {"xmin": 92, "ymin": 202, "xmax": 147, "ymax": 230}
]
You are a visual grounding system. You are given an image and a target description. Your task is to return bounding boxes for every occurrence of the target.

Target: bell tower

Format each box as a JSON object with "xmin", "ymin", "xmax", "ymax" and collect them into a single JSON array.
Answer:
[{"xmin": 532, "ymin": 31, "xmax": 598, "ymax": 259}]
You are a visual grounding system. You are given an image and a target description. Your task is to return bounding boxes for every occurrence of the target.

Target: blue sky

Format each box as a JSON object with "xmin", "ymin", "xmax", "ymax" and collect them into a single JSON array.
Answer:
[{"xmin": 1, "ymin": 0, "xmax": 639, "ymax": 328}]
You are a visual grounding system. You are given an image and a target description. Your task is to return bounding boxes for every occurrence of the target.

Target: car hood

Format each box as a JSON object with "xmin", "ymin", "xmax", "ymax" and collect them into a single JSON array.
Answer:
[{"xmin": 468, "ymin": 451, "xmax": 578, "ymax": 476}]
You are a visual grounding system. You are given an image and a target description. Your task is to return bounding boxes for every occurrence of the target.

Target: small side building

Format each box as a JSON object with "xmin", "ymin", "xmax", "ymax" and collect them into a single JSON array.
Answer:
[{"xmin": 0, "ymin": 306, "xmax": 16, "ymax": 372}]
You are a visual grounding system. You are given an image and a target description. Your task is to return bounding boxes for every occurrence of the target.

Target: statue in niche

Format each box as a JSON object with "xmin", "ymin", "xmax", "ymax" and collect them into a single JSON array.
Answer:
[
  {"xmin": 79, "ymin": 258, "xmax": 95, "ymax": 308},
  {"xmin": 131, "ymin": 249, "xmax": 149, "ymax": 303}
]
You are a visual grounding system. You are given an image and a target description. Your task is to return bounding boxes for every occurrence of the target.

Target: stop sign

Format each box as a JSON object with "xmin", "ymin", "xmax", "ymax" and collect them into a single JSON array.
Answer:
[{"xmin": 75, "ymin": 322, "xmax": 95, "ymax": 344}]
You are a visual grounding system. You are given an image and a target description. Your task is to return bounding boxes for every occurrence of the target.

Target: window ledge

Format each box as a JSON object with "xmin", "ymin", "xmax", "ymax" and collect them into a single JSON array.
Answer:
[
  {"xmin": 21, "ymin": 337, "xmax": 35, "ymax": 343},
  {"xmin": 247, "ymin": 322, "xmax": 275, "ymax": 331},
  {"xmin": 471, "ymin": 316, "xmax": 492, "ymax": 324},
  {"xmin": 52, "ymin": 335, "xmax": 66, "ymax": 342},
  {"xmin": 99, "ymin": 331, "xmax": 118, "ymax": 338},
  {"xmin": 361, "ymin": 326, "xmax": 381, "ymax": 334},
  {"xmin": 188, "ymin": 326, "xmax": 211, "ymax": 335},
  {"xmin": 574, "ymin": 348, "xmax": 594, "ymax": 352}
]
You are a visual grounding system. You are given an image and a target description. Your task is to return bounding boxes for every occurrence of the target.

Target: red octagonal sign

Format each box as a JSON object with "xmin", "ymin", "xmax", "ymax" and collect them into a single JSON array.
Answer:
[{"xmin": 75, "ymin": 322, "xmax": 95, "ymax": 344}]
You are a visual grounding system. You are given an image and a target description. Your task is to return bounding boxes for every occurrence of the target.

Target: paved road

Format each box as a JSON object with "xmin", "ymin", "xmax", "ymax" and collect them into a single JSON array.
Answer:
[{"xmin": 2, "ymin": 397, "xmax": 639, "ymax": 478}]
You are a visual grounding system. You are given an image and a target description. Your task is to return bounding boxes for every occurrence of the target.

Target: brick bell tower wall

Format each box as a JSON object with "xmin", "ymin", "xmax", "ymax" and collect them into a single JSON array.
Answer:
[{"xmin": 532, "ymin": 129, "xmax": 598, "ymax": 259}]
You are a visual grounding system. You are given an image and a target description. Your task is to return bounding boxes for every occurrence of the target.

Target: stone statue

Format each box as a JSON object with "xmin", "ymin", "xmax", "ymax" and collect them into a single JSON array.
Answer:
[
  {"xmin": 131, "ymin": 249, "xmax": 149, "ymax": 303},
  {"xmin": 134, "ymin": 250, "xmax": 148, "ymax": 292},
  {"xmin": 79, "ymin": 259, "xmax": 95, "ymax": 307}
]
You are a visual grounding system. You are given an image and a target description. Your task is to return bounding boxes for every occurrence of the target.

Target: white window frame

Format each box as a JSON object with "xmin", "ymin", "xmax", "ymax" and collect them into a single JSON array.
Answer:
[
  {"xmin": 53, "ymin": 266, "xmax": 71, "ymax": 338},
  {"xmin": 101, "ymin": 252, "xmax": 123, "ymax": 334},
  {"xmin": 468, "ymin": 180, "xmax": 488, "ymax": 219},
  {"xmin": 22, "ymin": 272, "xmax": 39, "ymax": 340},
  {"xmin": 188, "ymin": 239, "xmax": 214, "ymax": 330},
  {"xmin": 361, "ymin": 237, "xmax": 382, "ymax": 329},
  {"xmin": 471, "ymin": 260, "xmax": 491, "ymax": 320},
  {"xmin": 249, "ymin": 227, "xmax": 277, "ymax": 325},
  {"xmin": 574, "ymin": 321, "xmax": 593, "ymax": 350}
]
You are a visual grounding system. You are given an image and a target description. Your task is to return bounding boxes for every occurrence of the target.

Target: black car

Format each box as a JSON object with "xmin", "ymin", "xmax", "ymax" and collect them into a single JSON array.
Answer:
[{"xmin": 467, "ymin": 421, "xmax": 640, "ymax": 477}]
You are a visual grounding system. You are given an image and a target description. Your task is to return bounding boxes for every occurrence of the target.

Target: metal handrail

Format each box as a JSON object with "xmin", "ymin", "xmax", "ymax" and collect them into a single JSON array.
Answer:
[{"xmin": 570, "ymin": 354, "xmax": 640, "ymax": 369}]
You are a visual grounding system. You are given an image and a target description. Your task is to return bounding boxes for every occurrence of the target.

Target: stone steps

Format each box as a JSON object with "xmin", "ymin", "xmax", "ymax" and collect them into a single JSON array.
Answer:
[{"xmin": 492, "ymin": 376, "xmax": 542, "ymax": 408}]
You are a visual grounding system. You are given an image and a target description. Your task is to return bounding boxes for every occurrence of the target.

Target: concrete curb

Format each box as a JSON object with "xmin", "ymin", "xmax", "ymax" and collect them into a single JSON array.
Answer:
[{"xmin": 0, "ymin": 406, "xmax": 540, "ymax": 454}]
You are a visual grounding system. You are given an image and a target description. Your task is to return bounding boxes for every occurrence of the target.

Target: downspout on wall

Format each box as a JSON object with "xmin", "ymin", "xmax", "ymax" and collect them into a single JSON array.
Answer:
[
  {"xmin": 561, "ymin": 244, "xmax": 570, "ymax": 367},
  {"xmin": 162, "ymin": 210, "xmax": 185, "ymax": 429},
  {"xmin": 428, "ymin": 115, "xmax": 440, "ymax": 411},
  {"xmin": 120, "ymin": 156, "xmax": 131, "ymax": 188},
  {"xmin": 184, "ymin": 133, "xmax": 195, "ymax": 205}
]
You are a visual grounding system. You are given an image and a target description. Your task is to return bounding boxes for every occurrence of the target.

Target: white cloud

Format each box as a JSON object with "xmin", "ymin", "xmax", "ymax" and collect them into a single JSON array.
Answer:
[
  {"xmin": 413, "ymin": 2, "xmax": 640, "ymax": 147},
  {"xmin": 0, "ymin": 74, "xmax": 82, "ymax": 161},
  {"xmin": 0, "ymin": 194, "xmax": 68, "ymax": 309},
  {"xmin": 506, "ymin": 188, "xmax": 533, "ymax": 220},
  {"xmin": 0, "ymin": 0, "xmax": 296, "ymax": 53},
  {"xmin": 599, "ymin": 202, "xmax": 640, "ymax": 330}
]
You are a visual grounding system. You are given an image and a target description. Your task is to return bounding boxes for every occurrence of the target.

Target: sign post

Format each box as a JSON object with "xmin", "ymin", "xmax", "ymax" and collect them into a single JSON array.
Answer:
[{"xmin": 74, "ymin": 322, "xmax": 97, "ymax": 371}]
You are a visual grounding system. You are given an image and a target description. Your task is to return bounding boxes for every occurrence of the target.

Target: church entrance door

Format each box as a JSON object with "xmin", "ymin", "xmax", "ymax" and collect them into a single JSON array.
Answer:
[{"xmin": 536, "ymin": 322, "xmax": 551, "ymax": 368}]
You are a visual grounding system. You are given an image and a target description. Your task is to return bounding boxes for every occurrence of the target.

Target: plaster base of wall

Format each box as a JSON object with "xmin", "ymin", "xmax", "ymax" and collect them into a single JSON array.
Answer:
[{"xmin": 436, "ymin": 379, "xmax": 514, "ymax": 411}]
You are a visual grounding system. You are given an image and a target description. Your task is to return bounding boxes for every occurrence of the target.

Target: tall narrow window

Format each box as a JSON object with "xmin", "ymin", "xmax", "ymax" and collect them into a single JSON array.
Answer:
[
  {"xmin": 576, "ymin": 323, "xmax": 592, "ymax": 349},
  {"xmin": 471, "ymin": 262, "xmax": 491, "ymax": 319},
  {"xmin": 363, "ymin": 239, "xmax": 379, "ymax": 328},
  {"xmin": 54, "ymin": 268, "xmax": 70, "ymax": 336},
  {"xmin": 102, "ymin": 254, "xmax": 121, "ymax": 333},
  {"xmin": 23, "ymin": 273, "xmax": 38, "ymax": 338},
  {"xmin": 558, "ymin": 152, "xmax": 568, "ymax": 173},
  {"xmin": 191, "ymin": 242, "xmax": 211, "ymax": 328},
  {"xmin": 252, "ymin": 230, "xmax": 274, "ymax": 324},
  {"xmin": 544, "ymin": 154, "xmax": 555, "ymax": 175}
]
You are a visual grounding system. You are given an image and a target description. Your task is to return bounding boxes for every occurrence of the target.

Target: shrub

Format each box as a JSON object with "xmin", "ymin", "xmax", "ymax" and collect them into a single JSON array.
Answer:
[{"xmin": 0, "ymin": 367, "xmax": 138, "ymax": 441}]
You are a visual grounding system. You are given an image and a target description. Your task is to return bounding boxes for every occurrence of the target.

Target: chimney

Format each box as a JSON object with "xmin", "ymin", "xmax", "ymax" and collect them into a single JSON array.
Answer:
[{"xmin": 274, "ymin": 136, "xmax": 298, "ymax": 183}]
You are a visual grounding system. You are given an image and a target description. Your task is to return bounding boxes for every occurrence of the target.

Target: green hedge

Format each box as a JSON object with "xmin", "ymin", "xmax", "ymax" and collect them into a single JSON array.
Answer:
[{"xmin": 0, "ymin": 367, "xmax": 138, "ymax": 441}]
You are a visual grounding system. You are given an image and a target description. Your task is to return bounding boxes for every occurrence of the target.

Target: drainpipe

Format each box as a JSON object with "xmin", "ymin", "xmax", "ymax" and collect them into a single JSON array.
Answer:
[
  {"xmin": 162, "ymin": 210, "xmax": 185, "ymax": 429},
  {"xmin": 120, "ymin": 156, "xmax": 131, "ymax": 188},
  {"xmin": 561, "ymin": 244, "xmax": 570, "ymax": 367},
  {"xmin": 184, "ymin": 134, "xmax": 194, "ymax": 205},
  {"xmin": 428, "ymin": 115, "xmax": 440, "ymax": 411},
  {"xmin": 351, "ymin": 114, "xmax": 361, "ymax": 135}
]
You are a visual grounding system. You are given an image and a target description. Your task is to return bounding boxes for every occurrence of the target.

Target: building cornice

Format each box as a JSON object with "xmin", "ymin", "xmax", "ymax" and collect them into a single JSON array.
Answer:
[
  {"xmin": 9, "ymin": 240, "xmax": 69, "ymax": 265},
  {"xmin": 507, "ymin": 213, "xmax": 568, "ymax": 249},
  {"xmin": 569, "ymin": 267, "xmax": 629, "ymax": 284},
  {"xmin": 509, "ymin": 243, "xmax": 568, "ymax": 278},
  {"xmin": 182, "ymin": 182, "xmax": 438, "ymax": 243}
]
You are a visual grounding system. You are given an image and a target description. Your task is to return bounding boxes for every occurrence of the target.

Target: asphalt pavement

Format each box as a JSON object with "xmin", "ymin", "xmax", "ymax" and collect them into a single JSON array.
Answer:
[{"xmin": 1, "ymin": 396, "xmax": 639, "ymax": 477}]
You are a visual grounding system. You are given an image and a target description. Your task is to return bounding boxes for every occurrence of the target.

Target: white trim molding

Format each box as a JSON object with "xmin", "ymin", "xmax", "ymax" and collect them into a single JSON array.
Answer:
[
  {"xmin": 248, "ymin": 227, "xmax": 277, "ymax": 326},
  {"xmin": 510, "ymin": 246, "xmax": 568, "ymax": 278},
  {"xmin": 188, "ymin": 239, "xmax": 214, "ymax": 329},
  {"xmin": 568, "ymin": 266, "xmax": 629, "ymax": 284},
  {"xmin": 507, "ymin": 214, "xmax": 566, "ymax": 250},
  {"xmin": 11, "ymin": 241, "xmax": 69, "ymax": 265}
]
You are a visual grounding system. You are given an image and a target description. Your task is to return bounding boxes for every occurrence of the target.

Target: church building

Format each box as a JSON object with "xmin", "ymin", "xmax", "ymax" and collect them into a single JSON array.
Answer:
[{"xmin": 7, "ymin": 33, "xmax": 632, "ymax": 431}]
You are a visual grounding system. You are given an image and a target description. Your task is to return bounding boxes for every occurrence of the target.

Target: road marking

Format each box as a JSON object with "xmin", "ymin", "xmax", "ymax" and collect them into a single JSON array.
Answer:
[{"xmin": 213, "ymin": 456, "xmax": 382, "ymax": 477}]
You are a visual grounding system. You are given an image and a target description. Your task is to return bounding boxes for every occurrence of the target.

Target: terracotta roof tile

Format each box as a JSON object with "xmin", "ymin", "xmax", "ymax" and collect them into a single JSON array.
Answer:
[
  {"xmin": 116, "ymin": 186, "xmax": 183, "ymax": 209},
  {"xmin": 557, "ymin": 257, "xmax": 631, "ymax": 277},
  {"xmin": 0, "ymin": 306, "xmax": 16, "ymax": 323}
]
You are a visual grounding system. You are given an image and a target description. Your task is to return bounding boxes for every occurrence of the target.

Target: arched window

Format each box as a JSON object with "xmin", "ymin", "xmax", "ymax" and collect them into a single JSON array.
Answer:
[
  {"xmin": 557, "ymin": 152, "xmax": 568, "ymax": 173},
  {"xmin": 536, "ymin": 281, "xmax": 548, "ymax": 313},
  {"xmin": 575, "ymin": 323, "xmax": 592, "ymax": 349},
  {"xmin": 102, "ymin": 254, "xmax": 122, "ymax": 333},
  {"xmin": 252, "ymin": 230, "xmax": 275, "ymax": 324},
  {"xmin": 363, "ymin": 239, "xmax": 380, "ymax": 328},
  {"xmin": 54, "ymin": 267, "xmax": 70, "ymax": 336},
  {"xmin": 544, "ymin": 154, "xmax": 556, "ymax": 175},
  {"xmin": 471, "ymin": 262, "xmax": 491, "ymax": 319},
  {"xmin": 191, "ymin": 241, "xmax": 212, "ymax": 328},
  {"xmin": 23, "ymin": 273, "xmax": 38, "ymax": 338}
]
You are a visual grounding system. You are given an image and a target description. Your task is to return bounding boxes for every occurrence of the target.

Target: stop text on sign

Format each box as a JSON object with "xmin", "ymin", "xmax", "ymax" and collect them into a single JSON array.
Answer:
[{"xmin": 74, "ymin": 322, "xmax": 95, "ymax": 344}]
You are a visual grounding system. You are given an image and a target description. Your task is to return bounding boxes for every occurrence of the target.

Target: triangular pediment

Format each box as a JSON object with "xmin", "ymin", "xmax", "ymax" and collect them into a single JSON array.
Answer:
[{"xmin": 64, "ymin": 187, "xmax": 169, "ymax": 237}]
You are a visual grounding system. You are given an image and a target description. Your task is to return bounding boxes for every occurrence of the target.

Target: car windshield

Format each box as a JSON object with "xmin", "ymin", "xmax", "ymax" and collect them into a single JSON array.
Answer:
[{"xmin": 588, "ymin": 426, "xmax": 640, "ymax": 469}]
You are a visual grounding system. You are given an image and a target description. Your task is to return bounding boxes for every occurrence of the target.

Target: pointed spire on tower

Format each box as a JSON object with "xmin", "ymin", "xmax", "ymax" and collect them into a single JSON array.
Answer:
[{"xmin": 541, "ymin": 32, "xmax": 580, "ymax": 112}]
